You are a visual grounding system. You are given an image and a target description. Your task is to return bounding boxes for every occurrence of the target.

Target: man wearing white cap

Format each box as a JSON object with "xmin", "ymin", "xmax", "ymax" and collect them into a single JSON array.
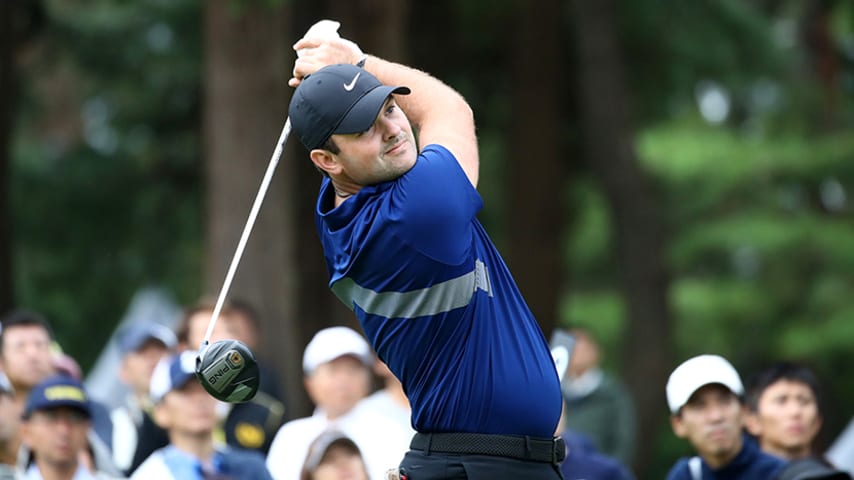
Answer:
[
  {"xmin": 664, "ymin": 354, "xmax": 786, "ymax": 480},
  {"xmin": 265, "ymin": 327, "xmax": 410, "ymax": 480}
]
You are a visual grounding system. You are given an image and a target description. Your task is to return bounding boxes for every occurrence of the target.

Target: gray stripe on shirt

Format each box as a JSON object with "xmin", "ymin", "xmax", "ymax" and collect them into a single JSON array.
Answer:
[{"xmin": 332, "ymin": 260, "xmax": 492, "ymax": 318}]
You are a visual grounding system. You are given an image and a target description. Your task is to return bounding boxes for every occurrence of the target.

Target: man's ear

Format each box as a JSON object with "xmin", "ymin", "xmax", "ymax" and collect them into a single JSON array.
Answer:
[
  {"xmin": 743, "ymin": 408, "xmax": 762, "ymax": 436},
  {"xmin": 303, "ymin": 376, "xmax": 318, "ymax": 405},
  {"xmin": 310, "ymin": 149, "xmax": 340, "ymax": 177},
  {"xmin": 671, "ymin": 413, "xmax": 688, "ymax": 438}
]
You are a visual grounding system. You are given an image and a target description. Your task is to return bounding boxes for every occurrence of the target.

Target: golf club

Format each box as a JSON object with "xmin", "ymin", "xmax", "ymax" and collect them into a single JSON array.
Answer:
[
  {"xmin": 195, "ymin": 118, "xmax": 291, "ymax": 403},
  {"xmin": 195, "ymin": 19, "xmax": 344, "ymax": 403}
]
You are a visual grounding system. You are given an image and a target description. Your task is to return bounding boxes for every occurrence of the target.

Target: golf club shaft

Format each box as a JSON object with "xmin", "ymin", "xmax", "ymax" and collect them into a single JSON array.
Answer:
[{"xmin": 200, "ymin": 117, "xmax": 292, "ymax": 356}]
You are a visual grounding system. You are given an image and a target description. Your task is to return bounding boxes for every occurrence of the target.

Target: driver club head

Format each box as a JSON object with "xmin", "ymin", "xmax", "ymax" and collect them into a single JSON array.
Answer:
[{"xmin": 195, "ymin": 339, "xmax": 260, "ymax": 403}]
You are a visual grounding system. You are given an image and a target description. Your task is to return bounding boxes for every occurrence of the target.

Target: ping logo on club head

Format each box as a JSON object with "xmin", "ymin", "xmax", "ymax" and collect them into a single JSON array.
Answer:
[
  {"xmin": 204, "ymin": 354, "xmax": 241, "ymax": 391},
  {"xmin": 227, "ymin": 350, "xmax": 244, "ymax": 369}
]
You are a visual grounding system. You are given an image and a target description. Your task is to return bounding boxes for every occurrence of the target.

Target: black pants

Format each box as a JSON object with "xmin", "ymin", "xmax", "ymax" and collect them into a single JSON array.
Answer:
[{"xmin": 398, "ymin": 450, "xmax": 565, "ymax": 480}]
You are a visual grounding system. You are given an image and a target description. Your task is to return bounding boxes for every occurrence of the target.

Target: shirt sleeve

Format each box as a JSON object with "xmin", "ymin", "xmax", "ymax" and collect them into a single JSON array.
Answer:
[{"xmin": 389, "ymin": 144, "xmax": 483, "ymax": 264}]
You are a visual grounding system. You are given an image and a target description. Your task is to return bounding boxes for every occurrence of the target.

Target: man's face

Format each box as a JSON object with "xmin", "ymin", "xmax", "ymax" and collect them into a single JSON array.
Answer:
[
  {"xmin": 186, "ymin": 311, "xmax": 232, "ymax": 351},
  {"xmin": 568, "ymin": 332, "xmax": 599, "ymax": 379},
  {"xmin": 671, "ymin": 384, "xmax": 744, "ymax": 467},
  {"xmin": 324, "ymin": 97, "xmax": 417, "ymax": 186},
  {"xmin": 154, "ymin": 379, "xmax": 218, "ymax": 436},
  {"xmin": 304, "ymin": 355, "xmax": 371, "ymax": 419},
  {"xmin": 0, "ymin": 326, "xmax": 55, "ymax": 390},
  {"xmin": 20, "ymin": 407, "xmax": 90, "ymax": 470},
  {"xmin": 120, "ymin": 340, "xmax": 170, "ymax": 395},
  {"xmin": 746, "ymin": 379, "xmax": 821, "ymax": 456},
  {"xmin": 225, "ymin": 313, "xmax": 258, "ymax": 350}
]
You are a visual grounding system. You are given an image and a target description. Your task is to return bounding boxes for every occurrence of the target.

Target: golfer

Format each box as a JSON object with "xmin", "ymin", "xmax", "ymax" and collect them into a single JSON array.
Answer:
[{"xmin": 288, "ymin": 25, "xmax": 564, "ymax": 479}]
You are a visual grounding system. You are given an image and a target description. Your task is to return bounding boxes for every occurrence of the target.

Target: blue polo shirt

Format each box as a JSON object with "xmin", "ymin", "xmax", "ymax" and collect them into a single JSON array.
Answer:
[{"xmin": 316, "ymin": 144, "xmax": 562, "ymax": 438}]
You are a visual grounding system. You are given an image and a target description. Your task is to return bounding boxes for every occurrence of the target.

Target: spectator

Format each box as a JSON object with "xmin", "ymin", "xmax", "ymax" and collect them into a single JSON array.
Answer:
[
  {"xmin": 175, "ymin": 300, "xmax": 233, "ymax": 352},
  {"xmin": 110, "ymin": 322, "xmax": 176, "ymax": 474},
  {"xmin": 355, "ymin": 360, "xmax": 414, "ymax": 440},
  {"xmin": 555, "ymin": 402, "xmax": 634, "ymax": 480},
  {"xmin": 745, "ymin": 362, "xmax": 824, "ymax": 461},
  {"xmin": 0, "ymin": 311, "xmax": 56, "ymax": 407},
  {"xmin": 266, "ymin": 327, "xmax": 409, "ymax": 480},
  {"xmin": 174, "ymin": 300, "xmax": 285, "ymax": 455},
  {"xmin": 0, "ymin": 372, "xmax": 21, "ymax": 479},
  {"xmin": 665, "ymin": 354, "xmax": 785, "ymax": 480},
  {"xmin": 299, "ymin": 431, "xmax": 369, "ymax": 480},
  {"xmin": 130, "ymin": 351, "xmax": 273, "ymax": 480},
  {"xmin": 560, "ymin": 327, "xmax": 636, "ymax": 466},
  {"xmin": 18, "ymin": 375, "xmax": 121, "ymax": 479},
  {"xmin": 0, "ymin": 310, "xmax": 120, "ymax": 477}
]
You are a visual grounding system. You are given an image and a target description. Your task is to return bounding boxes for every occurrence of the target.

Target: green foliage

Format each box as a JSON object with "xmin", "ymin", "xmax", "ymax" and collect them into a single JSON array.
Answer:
[
  {"xmin": 619, "ymin": 0, "xmax": 785, "ymax": 122},
  {"xmin": 13, "ymin": 0, "xmax": 203, "ymax": 369}
]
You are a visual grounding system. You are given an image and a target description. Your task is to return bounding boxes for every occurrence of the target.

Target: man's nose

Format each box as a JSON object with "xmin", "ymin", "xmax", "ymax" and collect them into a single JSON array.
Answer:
[
  {"xmin": 378, "ymin": 116, "xmax": 401, "ymax": 139},
  {"xmin": 706, "ymin": 404, "xmax": 726, "ymax": 421}
]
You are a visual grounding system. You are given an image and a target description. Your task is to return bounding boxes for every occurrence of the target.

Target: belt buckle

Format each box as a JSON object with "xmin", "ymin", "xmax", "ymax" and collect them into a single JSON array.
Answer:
[{"xmin": 552, "ymin": 436, "xmax": 565, "ymax": 464}]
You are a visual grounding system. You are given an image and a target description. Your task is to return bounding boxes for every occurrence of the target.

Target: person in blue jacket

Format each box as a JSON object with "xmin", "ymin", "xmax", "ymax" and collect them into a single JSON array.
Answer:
[
  {"xmin": 561, "ymin": 430, "xmax": 635, "ymax": 480},
  {"xmin": 664, "ymin": 354, "xmax": 786, "ymax": 480}
]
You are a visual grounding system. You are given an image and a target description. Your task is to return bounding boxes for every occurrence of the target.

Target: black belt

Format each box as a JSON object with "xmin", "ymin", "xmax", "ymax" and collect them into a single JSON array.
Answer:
[{"xmin": 410, "ymin": 432, "xmax": 566, "ymax": 465}]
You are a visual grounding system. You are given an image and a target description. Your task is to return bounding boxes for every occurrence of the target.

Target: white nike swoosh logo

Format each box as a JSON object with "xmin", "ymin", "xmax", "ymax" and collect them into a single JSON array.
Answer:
[{"xmin": 343, "ymin": 73, "xmax": 361, "ymax": 91}]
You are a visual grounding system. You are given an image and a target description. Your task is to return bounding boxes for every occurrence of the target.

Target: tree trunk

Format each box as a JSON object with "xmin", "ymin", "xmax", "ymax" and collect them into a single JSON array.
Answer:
[
  {"xmin": 327, "ymin": 0, "xmax": 410, "ymax": 62},
  {"xmin": 0, "ymin": 0, "xmax": 18, "ymax": 313},
  {"xmin": 202, "ymin": 0, "xmax": 308, "ymax": 418},
  {"xmin": 506, "ymin": 0, "xmax": 567, "ymax": 336},
  {"xmin": 568, "ymin": 0, "xmax": 674, "ymax": 476}
]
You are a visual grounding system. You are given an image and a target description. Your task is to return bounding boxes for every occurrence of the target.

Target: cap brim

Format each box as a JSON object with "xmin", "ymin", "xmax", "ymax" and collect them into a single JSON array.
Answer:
[
  {"xmin": 333, "ymin": 85, "xmax": 410, "ymax": 136},
  {"xmin": 25, "ymin": 401, "xmax": 91, "ymax": 419}
]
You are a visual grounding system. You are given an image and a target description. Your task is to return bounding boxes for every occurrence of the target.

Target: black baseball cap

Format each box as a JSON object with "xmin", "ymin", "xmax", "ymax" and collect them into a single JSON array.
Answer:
[{"xmin": 289, "ymin": 63, "xmax": 410, "ymax": 150}]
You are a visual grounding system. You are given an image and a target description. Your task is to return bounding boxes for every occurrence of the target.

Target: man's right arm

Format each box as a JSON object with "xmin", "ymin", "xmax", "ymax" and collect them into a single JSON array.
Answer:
[
  {"xmin": 290, "ymin": 37, "xmax": 479, "ymax": 188},
  {"xmin": 361, "ymin": 55, "xmax": 479, "ymax": 188}
]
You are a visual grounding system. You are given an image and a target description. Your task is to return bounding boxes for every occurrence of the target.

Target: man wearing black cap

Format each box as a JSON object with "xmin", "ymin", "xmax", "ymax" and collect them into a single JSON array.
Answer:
[
  {"xmin": 285, "ymin": 21, "xmax": 564, "ymax": 479},
  {"xmin": 19, "ymin": 375, "xmax": 119, "ymax": 480}
]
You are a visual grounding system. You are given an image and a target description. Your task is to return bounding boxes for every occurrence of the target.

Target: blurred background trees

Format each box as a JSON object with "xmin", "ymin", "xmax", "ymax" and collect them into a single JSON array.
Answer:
[{"xmin": 2, "ymin": 0, "xmax": 852, "ymax": 476}]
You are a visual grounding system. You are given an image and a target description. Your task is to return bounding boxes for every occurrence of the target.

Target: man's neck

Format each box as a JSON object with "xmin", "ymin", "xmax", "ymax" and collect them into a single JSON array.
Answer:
[
  {"xmin": 762, "ymin": 440, "xmax": 811, "ymax": 461},
  {"xmin": 33, "ymin": 459, "xmax": 79, "ymax": 480},
  {"xmin": 702, "ymin": 435, "xmax": 743, "ymax": 469},
  {"xmin": 169, "ymin": 431, "xmax": 216, "ymax": 461}
]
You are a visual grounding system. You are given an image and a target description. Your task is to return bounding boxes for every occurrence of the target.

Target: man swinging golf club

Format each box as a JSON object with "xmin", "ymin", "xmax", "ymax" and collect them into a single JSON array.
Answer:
[{"xmin": 286, "ymin": 21, "xmax": 564, "ymax": 479}]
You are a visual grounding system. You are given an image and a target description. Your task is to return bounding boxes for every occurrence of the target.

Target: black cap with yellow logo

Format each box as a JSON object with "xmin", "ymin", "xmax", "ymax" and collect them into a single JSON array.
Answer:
[{"xmin": 23, "ymin": 375, "xmax": 91, "ymax": 419}]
